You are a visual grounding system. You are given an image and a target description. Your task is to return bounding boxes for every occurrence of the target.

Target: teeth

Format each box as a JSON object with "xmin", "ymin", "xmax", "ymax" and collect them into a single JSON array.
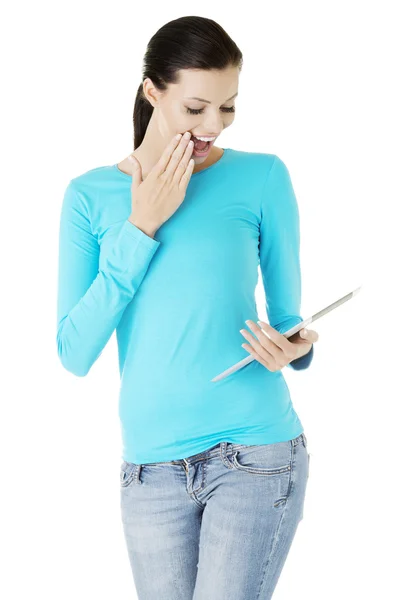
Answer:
[{"xmin": 192, "ymin": 135, "xmax": 216, "ymax": 142}]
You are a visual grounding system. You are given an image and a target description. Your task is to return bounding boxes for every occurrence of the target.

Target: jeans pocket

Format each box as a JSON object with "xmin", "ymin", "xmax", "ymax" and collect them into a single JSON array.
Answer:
[
  {"xmin": 120, "ymin": 461, "xmax": 136, "ymax": 488},
  {"xmin": 229, "ymin": 443, "xmax": 292, "ymax": 476}
]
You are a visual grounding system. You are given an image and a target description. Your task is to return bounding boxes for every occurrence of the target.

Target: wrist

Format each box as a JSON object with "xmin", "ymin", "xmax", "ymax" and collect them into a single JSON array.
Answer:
[{"xmin": 127, "ymin": 216, "xmax": 157, "ymax": 238}]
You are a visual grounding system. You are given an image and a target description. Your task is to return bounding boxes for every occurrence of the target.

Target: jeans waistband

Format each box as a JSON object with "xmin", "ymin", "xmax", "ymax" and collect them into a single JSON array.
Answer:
[{"xmin": 164, "ymin": 433, "xmax": 307, "ymax": 468}]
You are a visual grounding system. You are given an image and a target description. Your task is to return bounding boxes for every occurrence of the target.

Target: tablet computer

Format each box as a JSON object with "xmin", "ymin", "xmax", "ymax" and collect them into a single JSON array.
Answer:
[{"xmin": 210, "ymin": 285, "xmax": 361, "ymax": 382}]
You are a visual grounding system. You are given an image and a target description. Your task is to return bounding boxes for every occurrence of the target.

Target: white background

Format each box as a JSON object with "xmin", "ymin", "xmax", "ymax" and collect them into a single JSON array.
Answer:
[{"xmin": 1, "ymin": 1, "xmax": 398, "ymax": 598}]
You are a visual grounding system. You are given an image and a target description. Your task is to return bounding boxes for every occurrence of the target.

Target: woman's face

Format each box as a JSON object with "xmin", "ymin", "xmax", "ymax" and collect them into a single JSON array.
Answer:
[{"xmin": 146, "ymin": 66, "xmax": 239, "ymax": 165}]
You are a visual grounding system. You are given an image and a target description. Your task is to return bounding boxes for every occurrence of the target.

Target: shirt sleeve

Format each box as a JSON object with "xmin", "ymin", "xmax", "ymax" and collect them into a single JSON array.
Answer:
[
  {"xmin": 258, "ymin": 155, "xmax": 314, "ymax": 371},
  {"xmin": 56, "ymin": 181, "xmax": 160, "ymax": 377}
]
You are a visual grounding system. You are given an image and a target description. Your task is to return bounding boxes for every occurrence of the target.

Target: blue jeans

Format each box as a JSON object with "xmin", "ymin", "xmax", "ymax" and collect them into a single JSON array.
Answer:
[{"xmin": 120, "ymin": 433, "xmax": 310, "ymax": 599}]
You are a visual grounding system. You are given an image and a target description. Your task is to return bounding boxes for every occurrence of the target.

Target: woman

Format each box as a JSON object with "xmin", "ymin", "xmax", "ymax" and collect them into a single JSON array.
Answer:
[{"xmin": 56, "ymin": 15, "xmax": 319, "ymax": 600}]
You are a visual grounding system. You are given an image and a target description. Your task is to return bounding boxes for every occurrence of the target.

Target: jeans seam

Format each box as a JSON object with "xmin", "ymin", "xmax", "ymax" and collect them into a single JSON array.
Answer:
[{"xmin": 257, "ymin": 475, "xmax": 291, "ymax": 599}]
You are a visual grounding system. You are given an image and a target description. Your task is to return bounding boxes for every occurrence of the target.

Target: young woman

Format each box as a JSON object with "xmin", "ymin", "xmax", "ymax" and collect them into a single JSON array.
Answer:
[{"xmin": 57, "ymin": 15, "xmax": 318, "ymax": 600}]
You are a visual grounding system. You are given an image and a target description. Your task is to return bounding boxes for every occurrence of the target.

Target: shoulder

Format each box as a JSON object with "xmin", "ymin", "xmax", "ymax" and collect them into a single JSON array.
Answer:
[
  {"xmin": 225, "ymin": 148, "xmax": 290, "ymax": 182},
  {"xmin": 62, "ymin": 164, "xmax": 119, "ymax": 219},
  {"xmin": 69, "ymin": 164, "xmax": 116, "ymax": 197}
]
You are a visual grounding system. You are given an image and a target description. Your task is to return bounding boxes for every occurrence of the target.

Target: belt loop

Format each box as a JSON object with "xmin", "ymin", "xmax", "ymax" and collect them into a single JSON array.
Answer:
[
  {"xmin": 302, "ymin": 433, "xmax": 308, "ymax": 448},
  {"xmin": 220, "ymin": 441, "xmax": 232, "ymax": 468},
  {"xmin": 220, "ymin": 441, "xmax": 227, "ymax": 459},
  {"xmin": 134, "ymin": 464, "xmax": 143, "ymax": 485}
]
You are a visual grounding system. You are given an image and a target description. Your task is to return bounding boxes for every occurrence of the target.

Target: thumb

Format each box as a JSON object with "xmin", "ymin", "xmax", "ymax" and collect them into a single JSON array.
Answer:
[
  {"xmin": 127, "ymin": 154, "xmax": 142, "ymax": 187},
  {"xmin": 300, "ymin": 328, "xmax": 308, "ymax": 338}
]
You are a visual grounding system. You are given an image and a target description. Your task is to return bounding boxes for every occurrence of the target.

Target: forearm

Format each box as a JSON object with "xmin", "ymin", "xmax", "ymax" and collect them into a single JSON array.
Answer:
[{"xmin": 57, "ymin": 219, "xmax": 160, "ymax": 376}]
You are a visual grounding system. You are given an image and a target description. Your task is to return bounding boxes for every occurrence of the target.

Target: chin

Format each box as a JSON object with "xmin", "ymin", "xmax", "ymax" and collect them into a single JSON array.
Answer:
[{"xmin": 192, "ymin": 154, "xmax": 207, "ymax": 162}]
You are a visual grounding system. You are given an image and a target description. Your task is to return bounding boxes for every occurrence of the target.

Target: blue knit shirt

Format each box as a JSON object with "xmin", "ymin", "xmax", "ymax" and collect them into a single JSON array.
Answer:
[{"xmin": 57, "ymin": 148, "xmax": 314, "ymax": 464}]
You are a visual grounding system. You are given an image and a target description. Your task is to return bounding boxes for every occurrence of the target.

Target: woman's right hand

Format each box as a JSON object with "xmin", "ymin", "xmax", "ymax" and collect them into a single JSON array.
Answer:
[{"xmin": 127, "ymin": 131, "xmax": 195, "ymax": 237}]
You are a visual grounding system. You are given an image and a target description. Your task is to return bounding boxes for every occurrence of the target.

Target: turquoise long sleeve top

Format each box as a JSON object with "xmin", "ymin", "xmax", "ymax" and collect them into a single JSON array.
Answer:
[{"xmin": 56, "ymin": 148, "xmax": 314, "ymax": 464}]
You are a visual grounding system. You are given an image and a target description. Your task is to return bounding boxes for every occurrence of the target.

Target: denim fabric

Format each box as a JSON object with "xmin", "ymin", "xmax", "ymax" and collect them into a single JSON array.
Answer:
[{"xmin": 120, "ymin": 433, "xmax": 310, "ymax": 599}]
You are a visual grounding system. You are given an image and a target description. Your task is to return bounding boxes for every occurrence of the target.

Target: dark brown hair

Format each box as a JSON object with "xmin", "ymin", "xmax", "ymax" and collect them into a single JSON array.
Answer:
[{"xmin": 133, "ymin": 16, "xmax": 243, "ymax": 149}]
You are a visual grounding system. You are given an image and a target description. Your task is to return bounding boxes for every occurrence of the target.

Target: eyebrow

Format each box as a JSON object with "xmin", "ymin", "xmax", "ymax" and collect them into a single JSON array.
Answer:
[{"xmin": 184, "ymin": 92, "xmax": 239, "ymax": 104}]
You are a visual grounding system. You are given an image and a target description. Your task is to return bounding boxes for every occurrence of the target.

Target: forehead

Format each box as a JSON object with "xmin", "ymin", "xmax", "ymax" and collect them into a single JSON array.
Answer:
[{"xmin": 172, "ymin": 67, "xmax": 239, "ymax": 98}]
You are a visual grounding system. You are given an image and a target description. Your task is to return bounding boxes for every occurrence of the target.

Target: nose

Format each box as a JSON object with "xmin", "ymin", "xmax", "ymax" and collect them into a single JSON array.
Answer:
[{"xmin": 201, "ymin": 116, "xmax": 224, "ymax": 137}]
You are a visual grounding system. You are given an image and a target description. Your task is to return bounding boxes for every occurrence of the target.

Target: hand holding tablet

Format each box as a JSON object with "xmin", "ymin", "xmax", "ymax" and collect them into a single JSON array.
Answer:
[{"xmin": 211, "ymin": 286, "xmax": 362, "ymax": 382}]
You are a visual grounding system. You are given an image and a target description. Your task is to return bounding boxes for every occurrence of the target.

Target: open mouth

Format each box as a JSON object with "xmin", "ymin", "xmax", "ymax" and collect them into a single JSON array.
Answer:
[{"xmin": 190, "ymin": 134, "xmax": 215, "ymax": 154}]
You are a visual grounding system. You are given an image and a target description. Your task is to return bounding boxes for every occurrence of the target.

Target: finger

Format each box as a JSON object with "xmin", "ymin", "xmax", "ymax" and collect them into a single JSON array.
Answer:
[
  {"xmin": 257, "ymin": 320, "xmax": 294, "ymax": 355},
  {"xmin": 152, "ymin": 133, "xmax": 183, "ymax": 178},
  {"xmin": 246, "ymin": 320, "xmax": 287, "ymax": 358},
  {"xmin": 300, "ymin": 328, "xmax": 319, "ymax": 343},
  {"xmin": 173, "ymin": 138, "xmax": 194, "ymax": 186},
  {"xmin": 178, "ymin": 156, "xmax": 195, "ymax": 192},
  {"xmin": 165, "ymin": 132, "xmax": 192, "ymax": 180},
  {"xmin": 240, "ymin": 327, "xmax": 282, "ymax": 365},
  {"xmin": 241, "ymin": 343, "xmax": 275, "ymax": 371},
  {"xmin": 242, "ymin": 324, "xmax": 278, "ymax": 356}
]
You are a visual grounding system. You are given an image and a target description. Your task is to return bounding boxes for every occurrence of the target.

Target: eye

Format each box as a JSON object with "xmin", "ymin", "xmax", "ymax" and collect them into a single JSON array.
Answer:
[{"xmin": 186, "ymin": 106, "xmax": 235, "ymax": 115}]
